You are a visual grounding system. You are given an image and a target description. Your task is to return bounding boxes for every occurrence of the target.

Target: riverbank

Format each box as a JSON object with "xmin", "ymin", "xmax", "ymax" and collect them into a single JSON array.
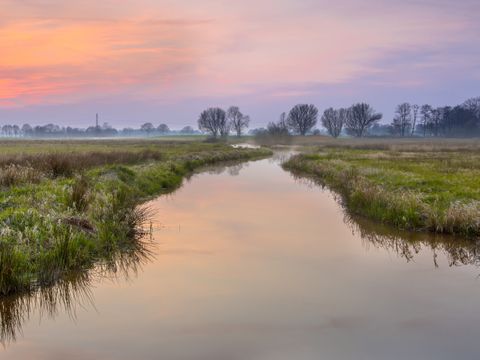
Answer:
[
  {"xmin": 283, "ymin": 145, "xmax": 480, "ymax": 238},
  {"xmin": 0, "ymin": 140, "xmax": 271, "ymax": 296}
]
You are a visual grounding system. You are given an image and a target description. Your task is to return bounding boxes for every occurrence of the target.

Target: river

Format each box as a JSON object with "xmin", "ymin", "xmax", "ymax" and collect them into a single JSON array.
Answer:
[{"xmin": 2, "ymin": 151, "xmax": 480, "ymax": 359}]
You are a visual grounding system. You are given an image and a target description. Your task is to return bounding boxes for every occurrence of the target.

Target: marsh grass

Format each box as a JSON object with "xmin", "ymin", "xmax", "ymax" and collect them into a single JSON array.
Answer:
[
  {"xmin": 0, "ymin": 149, "xmax": 165, "ymax": 182},
  {"xmin": 69, "ymin": 175, "xmax": 90, "ymax": 212},
  {"xmin": 0, "ymin": 165, "xmax": 41, "ymax": 187},
  {"xmin": 284, "ymin": 145, "xmax": 480, "ymax": 238},
  {"xmin": 0, "ymin": 142, "xmax": 271, "ymax": 296}
]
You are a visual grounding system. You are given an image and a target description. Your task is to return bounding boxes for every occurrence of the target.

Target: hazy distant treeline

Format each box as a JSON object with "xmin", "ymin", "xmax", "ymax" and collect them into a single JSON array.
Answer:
[
  {"xmin": 0, "ymin": 122, "xmax": 200, "ymax": 138},
  {"xmin": 1, "ymin": 96, "xmax": 479, "ymax": 139}
]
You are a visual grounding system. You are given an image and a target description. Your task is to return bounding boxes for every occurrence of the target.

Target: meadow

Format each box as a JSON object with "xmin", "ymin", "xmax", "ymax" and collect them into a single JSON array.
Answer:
[
  {"xmin": 2, "ymin": 135, "xmax": 480, "ymax": 297},
  {"xmin": 283, "ymin": 138, "xmax": 480, "ymax": 237},
  {"xmin": 0, "ymin": 138, "xmax": 271, "ymax": 296}
]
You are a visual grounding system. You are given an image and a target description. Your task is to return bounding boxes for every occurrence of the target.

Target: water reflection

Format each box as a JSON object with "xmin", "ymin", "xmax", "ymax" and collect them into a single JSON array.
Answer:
[
  {"xmin": 204, "ymin": 162, "xmax": 248, "ymax": 176},
  {"xmin": 289, "ymin": 170, "xmax": 480, "ymax": 269},
  {"xmin": 0, "ymin": 273, "xmax": 93, "ymax": 345},
  {"xmin": 0, "ymin": 234, "xmax": 154, "ymax": 346},
  {"xmin": 349, "ymin": 215, "xmax": 480, "ymax": 268},
  {"xmin": 3, "ymin": 153, "xmax": 480, "ymax": 359}
]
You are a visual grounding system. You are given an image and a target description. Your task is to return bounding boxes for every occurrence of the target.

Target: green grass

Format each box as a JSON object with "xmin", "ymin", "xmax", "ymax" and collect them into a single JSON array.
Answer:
[
  {"xmin": 283, "ymin": 145, "xmax": 480, "ymax": 237},
  {"xmin": 0, "ymin": 139, "xmax": 271, "ymax": 296}
]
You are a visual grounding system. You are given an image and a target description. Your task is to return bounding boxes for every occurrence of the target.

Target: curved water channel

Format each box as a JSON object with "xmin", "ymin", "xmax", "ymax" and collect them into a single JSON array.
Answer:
[{"xmin": 2, "ymin": 150, "xmax": 480, "ymax": 359}]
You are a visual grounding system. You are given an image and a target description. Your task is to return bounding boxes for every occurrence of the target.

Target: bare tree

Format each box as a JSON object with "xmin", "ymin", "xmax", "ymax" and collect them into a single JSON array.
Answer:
[
  {"xmin": 411, "ymin": 104, "xmax": 419, "ymax": 136},
  {"xmin": 12, "ymin": 125, "xmax": 20, "ymax": 137},
  {"xmin": 278, "ymin": 112, "xmax": 288, "ymax": 129},
  {"xmin": 2, "ymin": 125, "xmax": 13, "ymax": 137},
  {"xmin": 157, "ymin": 123, "xmax": 170, "ymax": 134},
  {"xmin": 227, "ymin": 106, "xmax": 250, "ymax": 137},
  {"xmin": 462, "ymin": 97, "xmax": 480, "ymax": 119},
  {"xmin": 198, "ymin": 107, "xmax": 228, "ymax": 138},
  {"xmin": 345, "ymin": 103, "xmax": 382, "ymax": 137},
  {"xmin": 431, "ymin": 107, "xmax": 442, "ymax": 137},
  {"xmin": 392, "ymin": 103, "xmax": 412, "ymax": 136},
  {"xmin": 140, "ymin": 122, "xmax": 155, "ymax": 136},
  {"xmin": 287, "ymin": 104, "xmax": 318, "ymax": 135},
  {"xmin": 420, "ymin": 104, "xmax": 432, "ymax": 137},
  {"xmin": 321, "ymin": 107, "xmax": 347, "ymax": 138},
  {"xmin": 21, "ymin": 123, "xmax": 32, "ymax": 137},
  {"xmin": 180, "ymin": 126, "xmax": 195, "ymax": 134}
]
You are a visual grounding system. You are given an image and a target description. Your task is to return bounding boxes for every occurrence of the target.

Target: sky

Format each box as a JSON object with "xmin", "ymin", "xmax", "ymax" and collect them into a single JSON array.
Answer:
[{"xmin": 0, "ymin": 0, "xmax": 479, "ymax": 129}]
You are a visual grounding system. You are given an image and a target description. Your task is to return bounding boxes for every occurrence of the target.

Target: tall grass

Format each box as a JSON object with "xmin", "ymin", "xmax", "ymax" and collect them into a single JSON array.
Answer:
[
  {"xmin": 284, "ymin": 149, "xmax": 480, "ymax": 238},
  {"xmin": 0, "ymin": 165, "xmax": 41, "ymax": 187},
  {"xmin": 0, "ymin": 150, "xmax": 164, "ymax": 184},
  {"xmin": 0, "ymin": 144, "xmax": 271, "ymax": 296}
]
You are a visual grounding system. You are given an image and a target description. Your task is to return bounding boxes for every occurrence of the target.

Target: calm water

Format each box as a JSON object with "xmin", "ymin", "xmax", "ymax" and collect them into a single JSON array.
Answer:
[{"xmin": 2, "ymin": 152, "xmax": 480, "ymax": 359}]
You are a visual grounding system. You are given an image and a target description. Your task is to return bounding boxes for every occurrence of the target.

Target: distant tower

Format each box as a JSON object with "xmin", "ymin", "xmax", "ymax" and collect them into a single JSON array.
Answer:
[{"xmin": 96, "ymin": 113, "xmax": 99, "ymax": 129}]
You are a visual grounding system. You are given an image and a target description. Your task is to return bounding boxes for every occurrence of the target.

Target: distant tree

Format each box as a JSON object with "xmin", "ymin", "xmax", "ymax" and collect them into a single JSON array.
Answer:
[
  {"xmin": 248, "ymin": 127, "xmax": 266, "ymax": 135},
  {"xmin": 227, "ymin": 106, "xmax": 250, "ymax": 137},
  {"xmin": 462, "ymin": 97, "xmax": 480, "ymax": 118},
  {"xmin": 278, "ymin": 112, "xmax": 288, "ymax": 129},
  {"xmin": 431, "ymin": 107, "xmax": 442, "ymax": 137},
  {"xmin": 157, "ymin": 123, "xmax": 170, "ymax": 134},
  {"xmin": 180, "ymin": 126, "xmax": 195, "ymax": 134},
  {"xmin": 86, "ymin": 126, "xmax": 98, "ymax": 134},
  {"xmin": 141, "ymin": 122, "xmax": 155, "ymax": 136},
  {"xmin": 121, "ymin": 127, "xmax": 135, "ymax": 136},
  {"xmin": 21, "ymin": 123, "xmax": 33, "ymax": 137},
  {"xmin": 420, "ymin": 104, "xmax": 432, "ymax": 137},
  {"xmin": 392, "ymin": 103, "xmax": 412, "ymax": 136},
  {"xmin": 369, "ymin": 123, "xmax": 395, "ymax": 136},
  {"xmin": 411, "ymin": 104, "xmax": 419, "ymax": 136},
  {"xmin": 287, "ymin": 104, "xmax": 318, "ymax": 135},
  {"xmin": 345, "ymin": 103, "xmax": 382, "ymax": 137},
  {"xmin": 267, "ymin": 118, "xmax": 290, "ymax": 136},
  {"xmin": 321, "ymin": 107, "xmax": 346, "ymax": 138},
  {"xmin": 198, "ymin": 107, "xmax": 228, "ymax": 138},
  {"xmin": 440, "ymin": 106, "xmax": 478, "ymax": 137},
  {"xmin": 12, "ymin": 125, "xmax": 20, "ymax": 137},
  {"xmin": 1, "ymin": 125, "xmax": 10, "ymax": 137}
]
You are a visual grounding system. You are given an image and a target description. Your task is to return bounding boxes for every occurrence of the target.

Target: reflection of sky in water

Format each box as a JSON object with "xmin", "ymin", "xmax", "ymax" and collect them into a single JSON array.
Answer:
[{"xmin": 2, "ymin": 156, "xmax": 480, "ymax": 360}]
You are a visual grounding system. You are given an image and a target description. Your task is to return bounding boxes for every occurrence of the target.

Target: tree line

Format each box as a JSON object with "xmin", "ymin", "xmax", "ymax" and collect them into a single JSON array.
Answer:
[
  {"xmin": 198, "ymin": 103, "xmax": 383, "ymax": 138},
  {"xmin": 319, "ymin": 96, "xmax": 480, "ymax": 138},
  {"xmin": 249, "ymin": 96, "xmax": 480, "ymax": 139},
  {"xmin": 1, "ymin": 96, "xmax": 479, "ymax": 138},
  {"xmin": 0, "ymin": 122, "xmax": 199, "ymax": 138}
]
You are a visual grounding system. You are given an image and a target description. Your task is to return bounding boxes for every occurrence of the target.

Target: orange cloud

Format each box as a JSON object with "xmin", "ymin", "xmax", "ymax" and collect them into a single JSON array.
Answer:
[
  {"xmin": 0, "ymin": 0, "xmax": 478, "ymax": 109},
  {"xmin": 0, "ymin": 20, "xmax": 106, "ymax": 68},
  {"xmin": 0, "ymin": 13, "xmax": 204, "ymax": 106}
]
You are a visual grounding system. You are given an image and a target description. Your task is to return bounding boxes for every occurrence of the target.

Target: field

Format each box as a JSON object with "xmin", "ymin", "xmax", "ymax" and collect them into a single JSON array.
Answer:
[
  {"xmin": 283, "ymin": 138, "xmax": 480, "ymax": 237},
  {"xmin": 0, "ymin": 138, "xmax": 271, "ymax": 296}
]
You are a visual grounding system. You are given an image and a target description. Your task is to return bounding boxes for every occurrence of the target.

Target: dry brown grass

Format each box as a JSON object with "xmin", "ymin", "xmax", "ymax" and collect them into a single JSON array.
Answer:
[
  {"xmin": 0, "ymin": 150, "xmax": 164, "ymax": 184},
  {"xmin": 0, "ymin": 165, "xmax": 42, "ymax": 187}
]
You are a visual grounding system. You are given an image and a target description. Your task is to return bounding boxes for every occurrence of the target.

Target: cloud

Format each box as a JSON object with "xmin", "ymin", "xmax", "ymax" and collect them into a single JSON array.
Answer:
[
  {"xmin": 0, "ymin": 0, "xmax": 479, "ymax": 124},
  {"xmin": 0, "ymin": 8, "xmax": 209, "ymax": 106}
]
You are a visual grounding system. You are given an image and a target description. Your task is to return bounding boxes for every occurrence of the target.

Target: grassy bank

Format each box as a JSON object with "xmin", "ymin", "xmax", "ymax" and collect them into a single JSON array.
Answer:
[
  {"xmin": 0, "ymin": 139, "xmax": 271, "ymax": 296},
  {"xmin": 283, "ymin": 142, "xmax": 480, "ymax": 238}
]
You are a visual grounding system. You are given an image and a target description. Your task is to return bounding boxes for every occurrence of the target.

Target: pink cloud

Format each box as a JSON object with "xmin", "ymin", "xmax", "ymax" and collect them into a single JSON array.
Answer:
[{"xmin": 0, "ymin": 0, "xmax": 478, "ymax": 124}]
